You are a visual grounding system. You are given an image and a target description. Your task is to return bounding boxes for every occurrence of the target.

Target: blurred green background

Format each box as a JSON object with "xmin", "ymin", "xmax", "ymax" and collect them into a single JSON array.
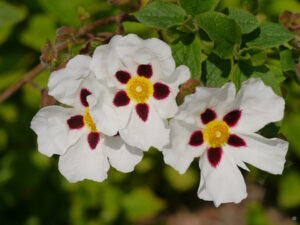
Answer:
[{"xmin": 0, "ymin": 0, "xmax": 300, "ymax": 224}]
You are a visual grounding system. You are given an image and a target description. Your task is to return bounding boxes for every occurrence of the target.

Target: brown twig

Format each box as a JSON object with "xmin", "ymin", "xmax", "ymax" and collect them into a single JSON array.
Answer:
[{"xmin": 0, "ymin": 64, "xmax": 45, "ymax": 104}]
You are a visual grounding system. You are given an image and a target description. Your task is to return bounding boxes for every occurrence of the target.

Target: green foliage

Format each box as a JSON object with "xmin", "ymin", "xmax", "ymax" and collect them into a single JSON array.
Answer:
[
  {"xmin": 20, "ymin": 14, "xmax": 57, "ymax": 51},
  {"xmin": 171, "ymin": 35, "xmax": 202, "ymax": 79},
  {"xmin": 135, "ymin": 1, "xmax": 187, "ymax": 29},
  {"xmin": 278, "ymin": 171, "xmax": 300, "ymax": 208},
  {"xmin": 232, "ymin": 62, "xmax": 285, "ymax": 95},
  {"xmin": 179, "ymin": 0, "xmax": 220, "ymax": 16},
  {"xmin": 245, "ymin": 22, "xmax": 294, "ymax": 48},
  {"xmin": 196, "ymin": 11, "xmax": 242, "ymax": 58},
  {"xmin": 224, "ymin": 7, "xmax": 258, "ymax": 34},
  {"xmin": 1, "ymin": 0, "xmax": 300, "ymax": 224},
  {"xmin": 202, "ymin": 53, "xmax": 230, "ymax": 87},
  {"xmin": 239, "ymin": 47, "xmax": 266, "ymax": 66},
  {"xmin": 0, "ymin": 1, "xmax": 26, "ymax": 27},
  {"xmin": 122, "ymin": 188, "xmax": 166, "ymax": 221}
]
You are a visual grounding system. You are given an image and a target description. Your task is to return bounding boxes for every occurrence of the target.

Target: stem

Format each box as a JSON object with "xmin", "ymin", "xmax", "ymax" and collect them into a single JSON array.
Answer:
[
  {"xmin": 227, "ymin": 57, "xmax": 235, "ymax": 81},
  {"xmin": 0, "ymin": 64, "xmax": 45, "ymax": 104}
]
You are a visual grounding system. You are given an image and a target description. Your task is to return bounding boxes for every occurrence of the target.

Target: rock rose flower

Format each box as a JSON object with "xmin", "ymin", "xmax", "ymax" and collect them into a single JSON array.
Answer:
[
  {"xmin": 163, "ymin": 78, "xmax": 288, "ymax": 206},
  {"xmin": 31, "ymin": 55, "xmax": 143, "ymax": 182},
  {"xmin": 88, "ymin": 34, "xmax": 190, "ymax": 151}
]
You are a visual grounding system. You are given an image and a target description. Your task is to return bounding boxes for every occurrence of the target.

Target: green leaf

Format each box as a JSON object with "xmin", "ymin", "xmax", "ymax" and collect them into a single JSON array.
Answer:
[
  {"xmin": 224, "ymin": 7, "xmax": 258, "ymax": 34},
  {"xmin": 164, "ymin": 166, "xmax": 197, "ymax": 191},
  {"xmin": 0, "ymin": 26, "xmax": 12, "ymax": 45},
  {"xmin": 239, "ymin": 47, "xmax": 267, "ymax": 66},
  {"xmin": 280, "ymin": 48, "xmax": 296, "ymax": 72},
  {"xmin": 135, "ymin": 1, "xmax": 186, "ymax": 29},
  {"xmin": 281, "ymin": 114, "xmax": 300, "ymax": 157},
  {"xmin": 245, "ymin": 22, "xmax": 294, "ymax": 48},
  {"xmin": 171, "ymin": 35, "xmax": 202, "ymax": 79},
  {"xmin": 0, "ymin": 1, "xmax": 26, "ymax": 27},
  {"xmin": 246, "ymin": 202, "xmax": 272, "ymax": 225},
  {"xmin": 196, "ymin": 11, "xmax": 241, "ymax": 58},
  {"xmin": 20, "ymin": 14, "xmax": 57, "ymax": 51},
  {"xmin": 122, "ymin": 188, "xmax": 166, "ymax": 221},
  {"xmin": 279, "ymin": 171, "xmax": 300, "ymax": 208},
  {"xmin": 179, "ymin": 0, "xmax": 219, "ymax": 16},
  {"xmin": 232, "ymin": 62, "xmax": 285, "ymax": 95},
  {"xmin": 202, "ymin": 53, "xmax": 231, "ymax": 87}
]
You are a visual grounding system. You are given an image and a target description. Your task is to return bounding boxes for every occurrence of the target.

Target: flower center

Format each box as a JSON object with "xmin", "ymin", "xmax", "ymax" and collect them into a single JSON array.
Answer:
[
  {"xmin": 126, "ymin": 76, "xmax": 153, "ymax": 103},
  {"xmin": 203, "ymin": 120, "xmax": 230, "ymax": 148},
  {"xmin": 83, "ymin": 108, "xmax": 98, "ymax": 132}
]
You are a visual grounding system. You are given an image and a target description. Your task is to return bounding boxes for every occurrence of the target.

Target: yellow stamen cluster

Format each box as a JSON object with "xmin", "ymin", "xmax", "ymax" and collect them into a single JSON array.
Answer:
[
  {"xmin": 126, "ymin": 76, "xmax": 153, "ymax": 103},
  {"xmin": 83, "ymin": 108, "xmax": 98, "ymax": 132},
  {"xmin": 203, "ymin": 120, "xmax": 230, "ymax": 148}
]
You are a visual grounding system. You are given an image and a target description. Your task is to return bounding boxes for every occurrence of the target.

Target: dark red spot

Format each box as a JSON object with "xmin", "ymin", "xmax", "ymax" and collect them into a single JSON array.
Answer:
[
  {"xmin": 114, "ymin": 132, "xmax": 120, "ymax": 137},
  {"xmin": 189, "ymin": 130, "xmax": 204, "ymax": 146},
  {"xmin": 223, "ymin": 110, "xmax": 241, "ymax": 127},
  {"xmin": 88, "ymin": 132, "xmax": 100, "ymax": 150},
  {"xmin": 67, "ymin": 115, "xmax": 84, "ymax": 129},
  {"xmin": 153, "ymin": 82, "xmax": 170, "ymax": 100},
  {"xmin": 113, "ymin": 90, "xmax": 130, "ymax": 107},
  {"xmin": 207, "ymin": 147, "xmax": 223, "ymax": 168},
  {"xmin": 228, "ymin": 134, "xmax": 246, "ymax": 147},
  {"xmin": 201, "ymin": 108, "xmax": 217, "ymax": 124},
  {"xmin": 80, "ymin": 88, "xmax": 92, "ymax": 107},
  {"xmin": 136, "ymin": 103, "xmax": 149, "ymax": 122},
  {"xmin": 137, "ymin": 64, "xmax": 152, "ymax": 78},
  {"xmin": 115, "ymin": 70, "xmax": 131, "ymax": 84}
]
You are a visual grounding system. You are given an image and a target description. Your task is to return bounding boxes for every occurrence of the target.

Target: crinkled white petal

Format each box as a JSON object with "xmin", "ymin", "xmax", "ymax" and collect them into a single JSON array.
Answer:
[
  {"xmin": 30, "ymin": 106, "xmax": 84, "ymax": 157},
  {"xmin": 151, "ymin": 65, "xmax": 190, "ymax": 119},
  {"xmin": 104, "ymin": 135, "xmax": 143, "ymax": 173},
  {"xmin": 198, "ymin": 149, "xmax": 247, "ymax": 207},
  {"xmin": 163, "ymin": 119, "xmax": 206, "ymax": 174},
  {"xmin": 176, "ymin": 82, "xmax": 236, "ymax": 125},
  {"xmin": 232, "ymin": 78, "xmax": 285, "ymax": 133},
  {"xmin": 87, "ymin": 86, "xmax": 126, "ymax": 136},
  {"xmin": 48, "ymin": 55, "xmax": 92, "ymax": 106},
  {"xmin": 119, "ymin": 104, "xmax": 170, "ymax": 151},
  {"xmin": 91, "ymin": 34, "xmax": 176, "ymax": 86},
  {"xmin": 226, "ymin": 132, "xmax": 288, "ymax": 174},
  {"xmin": 58, "ymin": 134, "xmax": 109, "ymax": 183}
]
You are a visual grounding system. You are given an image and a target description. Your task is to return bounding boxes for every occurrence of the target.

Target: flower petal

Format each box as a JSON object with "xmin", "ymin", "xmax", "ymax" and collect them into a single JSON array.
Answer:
[
  {"xmin": 198, "ymin": 149, "xmax": 247, "ymax": 207},
  {"xmin": 176, "ymin": 82, "xmax": 236, "ymax": 125},
  {"xmin": 48, "ymin": 55, "xmax": 92, "ymax": 106},
  {"xmin": 226, "ymin": 132, "xmax": 288, "ymax": 174},
  {"xmin": 58, "ymin": 134, "xmax": 109, "ymax": 182},
  {"xmin": 231, "ymin": 78, "xmax": 285, "ymax": 132},
  {"xmin": 30, "ymin": 106, "xmax": 85, "ymax": 157},
  {"xmin": 91, "ymin": 34, "xmax": 176, "ymax": 86},
  {"xmin": 88, "ymin": 85, "xmax": 131, "ymax": 136},
  {"xmin": 163, "ymin": 119, "xmax": 206, "ymax": 174},
  {"xmin": 150, "ymin": 65, "xmax": 190, "ymax": 119},
  {"xmin": 104, "ymin": 135, "xmax": 143, "ymax": 172},
  {"xmin": 119, "ymin": 104, "xmax": 169, "ymax": 151}
]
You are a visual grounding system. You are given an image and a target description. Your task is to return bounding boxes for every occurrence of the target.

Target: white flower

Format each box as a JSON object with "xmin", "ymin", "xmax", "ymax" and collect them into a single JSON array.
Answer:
[
  {"xmin": 163, "ymin": 78, "xmax": 288, "ymax": 206},
  {"xmin": 89, "ymin": 34, "xmax": 190, "ymax": 151},
  {"xmin": 31, "ymin": 55, "xmax": 143, "ymax": 182}
]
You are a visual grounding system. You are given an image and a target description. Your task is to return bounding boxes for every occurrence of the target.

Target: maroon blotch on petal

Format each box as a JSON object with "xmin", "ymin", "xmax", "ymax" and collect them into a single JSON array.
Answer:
[
  {"xmin": 223, "ymin": 110, "xmax": 241, "ymax": 127},
  {"xmin": 207, "ymin": 147, "xmax": 223, "ymax": 168},
  {"xmin": 88, "ymin": 132, "xmax": 100, "ymax": 150},
  {"xmin": 189, "ymin": 130, "xmax": 204, "ymax": 146},
  {"xmin": 115, "ymin": 70, "xmax": 131, "ymax": 84},
  {"xmin": 228, "ymin": 134, "xmax": 246, "ymax": 147},
  {"xmin": 137, "ymin": 64, "xmax": 153, "ymax": 78},
  {"xmin": 153, "ymin": 82, "xmax": 170, "ymax": 100},
  {"xmin": 113, "ymin": 90, "xmax": 130, "ymax": 107},
  {"xmin": 201, "ymin": 108, "xmax": 217, "ymax": 124},
  {"xmin": 136, "ymin": 103, "xmax": 149, "ymax": 122},
  {"xmin": 80, "ymin": 88, "xmax": 92, "ymax": 107},
  {"xmin": 67, "ymin": 115, "xmax": 84, "ymax": 129}
]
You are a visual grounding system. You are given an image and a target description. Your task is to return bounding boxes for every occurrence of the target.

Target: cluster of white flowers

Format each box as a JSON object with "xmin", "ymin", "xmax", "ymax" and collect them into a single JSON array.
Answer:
[{"xmin": 31, "ymin": 34, "xmax": 288, "ymax": 206}]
